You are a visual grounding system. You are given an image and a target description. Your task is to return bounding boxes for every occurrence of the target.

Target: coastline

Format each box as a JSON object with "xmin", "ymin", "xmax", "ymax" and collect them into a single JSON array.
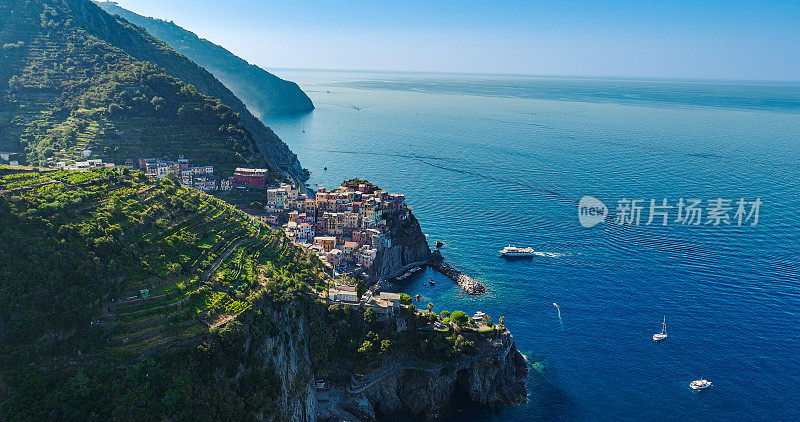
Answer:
[
  {"xmin": 267, "ymin": 69, "xmax": 800, "ymax": 420},
  {"xmin": 428, "ymin": 250, "xmax": 486, "ymax": 295}
]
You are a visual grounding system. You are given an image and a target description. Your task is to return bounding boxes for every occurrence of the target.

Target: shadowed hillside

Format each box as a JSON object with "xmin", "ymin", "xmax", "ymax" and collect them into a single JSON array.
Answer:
[
  {"xmin": 97, "ymin": 1, "xmax": 315, "ymax": 118},
  {"xmin": 0, "ymin": 0, "xmax": 307, "ymax": 181}
]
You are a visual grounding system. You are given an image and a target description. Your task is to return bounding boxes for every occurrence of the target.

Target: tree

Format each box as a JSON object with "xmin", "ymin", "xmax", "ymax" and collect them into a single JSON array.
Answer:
[
  {"xmin": 107, "ymin": 102, "xmax": 123, "ymax": 115},
  {"xmin": 364, "ymin": 307, "xmax": 376, "ymax": 323},
  {"xmin": 380, "ymin": 339, "xmax": 392, "ymax": 355},
  {"xmin": 499, "ymin": 316, "xmax": 506, "ymax": 327},
  {"xmin": 399, "ymin": 293, "xmax": 412, "ymax": 305},
  {"xmin": 482, "ymin": 313, "xmax": 490, "ymax": 325},
  {"xmin": 356, "ymin": 279, "xmax": 367, "ymax": 300},
  {"xmin": 453, "ymin": 334, "xmax": 475, "ymax": 353},
  {"xmin": 150, "ymin": 96, "xmax": 166, "ymax": 111},
  {"xmin": 440, "ymin": 310, "xmax": 450, "ymax": 318},
  {"xmin": 450, "ymin": 311, "xmax": 469, "ymax": 326},
  {"xmin": 427, "ymin": 302, "xmax": 434, "ymax": 314}
]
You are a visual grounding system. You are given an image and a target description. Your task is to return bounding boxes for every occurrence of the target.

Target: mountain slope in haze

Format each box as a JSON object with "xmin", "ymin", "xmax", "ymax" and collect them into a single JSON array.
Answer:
[
  {"xmin": 0, "ymin": 0, "xmax": 307, "ymax": 181},
  {"xmin": 97, "ymin": 0, "xmax": 314, "ymax": 118}
]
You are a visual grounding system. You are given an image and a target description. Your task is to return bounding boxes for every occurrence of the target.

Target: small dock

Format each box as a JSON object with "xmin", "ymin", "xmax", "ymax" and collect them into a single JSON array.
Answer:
[{"xmin": 429, "ymin": 252, "xmax": 485, "ymax": 295}]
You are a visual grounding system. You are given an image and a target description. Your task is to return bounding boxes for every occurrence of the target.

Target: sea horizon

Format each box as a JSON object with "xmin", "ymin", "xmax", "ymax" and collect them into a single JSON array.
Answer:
[
  {"xmin": 4, "ymin": 1, "xmax": 799, "ymax": 420},
  {"xmin": 268, "ymin": 67, "xmax": 800, "ymax": 86}
]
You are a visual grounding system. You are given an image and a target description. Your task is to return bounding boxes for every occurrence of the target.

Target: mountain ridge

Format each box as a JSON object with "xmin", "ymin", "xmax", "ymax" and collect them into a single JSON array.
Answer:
[
  {"xmin": 96, "ymin": 0, "xmax": 314, "ymax": 118},
  {"xmin": 0, "ymin": 0, "xmax": 307, "ymax": 181}
]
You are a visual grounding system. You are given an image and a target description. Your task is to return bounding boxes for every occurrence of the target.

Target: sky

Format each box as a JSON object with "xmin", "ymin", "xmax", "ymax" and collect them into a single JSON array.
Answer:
[{"xmin": 110, "ymin": 0, "xmax": 800, "ymax": 81}]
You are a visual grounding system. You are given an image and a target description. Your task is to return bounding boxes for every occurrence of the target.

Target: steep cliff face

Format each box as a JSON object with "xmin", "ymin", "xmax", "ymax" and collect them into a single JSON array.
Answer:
[
  {"xmin": 250, "ymin": 305, "xmax": 317, "ymax": 421},
  {"xmin": 344, "ymin": 332, "xmax": 528, "ymax": 420},
  {"xmin": 370, "ymin": 213, "xmax": 431, "ymax": 282}
]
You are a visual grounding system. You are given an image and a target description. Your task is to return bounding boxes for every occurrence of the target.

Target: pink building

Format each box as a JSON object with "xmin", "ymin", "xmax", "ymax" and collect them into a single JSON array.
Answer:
[
  {"xmin": 341, "ymin": 241, "xmax": 358, "ymax": 259},
  {"xmin": 326, "ymin": 249, "xmax": 343, "ymax": 266}
]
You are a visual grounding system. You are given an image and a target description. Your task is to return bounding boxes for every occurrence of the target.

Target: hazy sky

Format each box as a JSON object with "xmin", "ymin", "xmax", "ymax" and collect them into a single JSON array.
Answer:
[{"xmin": 111, "ymin": 0, "xmax": 800, "ymax": 81}]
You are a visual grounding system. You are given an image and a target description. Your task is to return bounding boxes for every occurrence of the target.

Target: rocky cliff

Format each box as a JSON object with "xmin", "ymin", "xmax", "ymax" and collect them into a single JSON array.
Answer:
[
  {"xmin": 369, "ymin": 213, "xmax": 431, "ymax": 284},
  {"xmin": 340, "ymin": 331, "xmax": 528, "ymax": 420},
  {"xmin": 247, "ymin": 303, "xmax": 317, "ymax": 421}
]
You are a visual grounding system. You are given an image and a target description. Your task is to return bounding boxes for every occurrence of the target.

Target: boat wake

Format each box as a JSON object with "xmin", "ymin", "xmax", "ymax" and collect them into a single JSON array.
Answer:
[
  {"xmin": 532, "ymin": 251, "xmax": 565, "ymax": 258},
  {"xmin": 553, "ymin": 302, "xmax": 564, "ymax": 330}
]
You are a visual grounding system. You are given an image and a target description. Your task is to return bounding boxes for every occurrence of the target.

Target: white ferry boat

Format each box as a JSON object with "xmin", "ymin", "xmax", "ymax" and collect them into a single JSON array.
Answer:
[{"xmin": 499, "ymin": 245, "xmax": 536, "ymax": 257}]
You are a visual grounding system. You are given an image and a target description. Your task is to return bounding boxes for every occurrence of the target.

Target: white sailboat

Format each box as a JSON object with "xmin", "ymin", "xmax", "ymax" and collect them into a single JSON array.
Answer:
[{"xmin": 652, "ymin": 316, "xmax": 667, "ymax": 341}]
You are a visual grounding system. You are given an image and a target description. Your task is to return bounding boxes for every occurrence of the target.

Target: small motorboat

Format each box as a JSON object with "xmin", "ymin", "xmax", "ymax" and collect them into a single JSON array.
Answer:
[
  {"xmin": 652, "ymin": 316, "xmax": 668, "ymax": 341},
  {"xmin": 690, "ymin": 379, "xmax": 712, "ymax": 390},
  {"xmin": 429, "ymin": 279, "xmax": 435, "ymax": 286}
]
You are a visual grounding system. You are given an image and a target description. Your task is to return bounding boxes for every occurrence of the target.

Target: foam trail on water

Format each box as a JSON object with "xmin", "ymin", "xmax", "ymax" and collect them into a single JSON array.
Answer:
[{"xmin": 553, "ymin": 302, "xmax": 564, "ymax": 330}]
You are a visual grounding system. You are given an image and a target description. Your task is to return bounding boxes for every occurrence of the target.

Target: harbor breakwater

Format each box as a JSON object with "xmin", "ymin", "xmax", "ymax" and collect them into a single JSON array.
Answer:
[
  {"xmin": 429, "ymin": 250, "xmax": 486, "ymax": 295},
  {"xmin": 365, "ymin": 207, "xmax": 486, "ymax": 295}
]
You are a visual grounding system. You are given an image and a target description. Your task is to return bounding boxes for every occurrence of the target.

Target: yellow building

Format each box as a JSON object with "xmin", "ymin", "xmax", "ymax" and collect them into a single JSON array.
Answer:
[{"xmin": 314, "ymin": 236, "xmax": 337, "ymax": 253}]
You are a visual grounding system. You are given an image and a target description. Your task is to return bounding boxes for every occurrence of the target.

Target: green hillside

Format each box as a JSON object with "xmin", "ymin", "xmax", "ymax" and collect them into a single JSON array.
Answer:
[
  {"xmin": 0, "ymin": 167, "xmax": 502, "ymax": 420},
  {"xmin": 0, "ymin": 0, "xmax": 306, "ymax": 181},
  {"xmin": 0, "ymin": 165, "xmax": 325, "ymax": 419},
  {"xmin": 96, "ymin": 1, "xmax": 314, "ymax": 118}
]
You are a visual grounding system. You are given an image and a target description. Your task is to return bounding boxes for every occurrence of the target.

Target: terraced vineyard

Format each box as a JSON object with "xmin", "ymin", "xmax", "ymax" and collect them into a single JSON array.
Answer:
[
  {"xmin": 0, "ymin": 0, "xmax": 272, "ymax": 176},
  {"xmin": 0, "ymin": 166, "xmax": 326, "ymax": 367}
]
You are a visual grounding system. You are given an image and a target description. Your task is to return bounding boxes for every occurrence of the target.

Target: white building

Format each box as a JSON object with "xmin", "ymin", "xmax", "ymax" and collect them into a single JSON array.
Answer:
[{"xmin": 329, "ymin": 284, "xmax": 358, "ymax": 303}]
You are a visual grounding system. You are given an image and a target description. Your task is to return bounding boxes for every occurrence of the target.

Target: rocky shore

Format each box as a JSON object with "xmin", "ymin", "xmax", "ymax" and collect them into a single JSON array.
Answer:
[
  {"xmin": 429, "ymin": 250, "xmax": 486, "ymax": 295},
  {"xmin": 323, "ymin": 330, "xmax": 528, "ymax": 421},
  {"xmin": 365, "ymin": 211, "xmax": 486, "ymax": 295}
]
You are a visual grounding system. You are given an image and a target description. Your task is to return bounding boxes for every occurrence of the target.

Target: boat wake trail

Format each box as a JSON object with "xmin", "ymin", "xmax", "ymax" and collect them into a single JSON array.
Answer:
[
  {"xmin": 553, "ymin": 302, "xmax": 564, "ymax": 330},
  {"xmin": 417, "ymin": 159, "xmax": 577, "ymax": 206},
  {"xmin": 305, "ymin": 147, "xmax": 579, "ymax": 206},
  {"xmin": 533, "ymin": 251, "xmax": 565, "ymax": 258}
]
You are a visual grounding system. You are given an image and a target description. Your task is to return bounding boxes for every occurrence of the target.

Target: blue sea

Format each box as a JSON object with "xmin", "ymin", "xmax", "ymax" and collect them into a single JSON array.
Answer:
[{"xmin": 264, "ymin": 70, "xmax": 800, "ymax": 421}]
